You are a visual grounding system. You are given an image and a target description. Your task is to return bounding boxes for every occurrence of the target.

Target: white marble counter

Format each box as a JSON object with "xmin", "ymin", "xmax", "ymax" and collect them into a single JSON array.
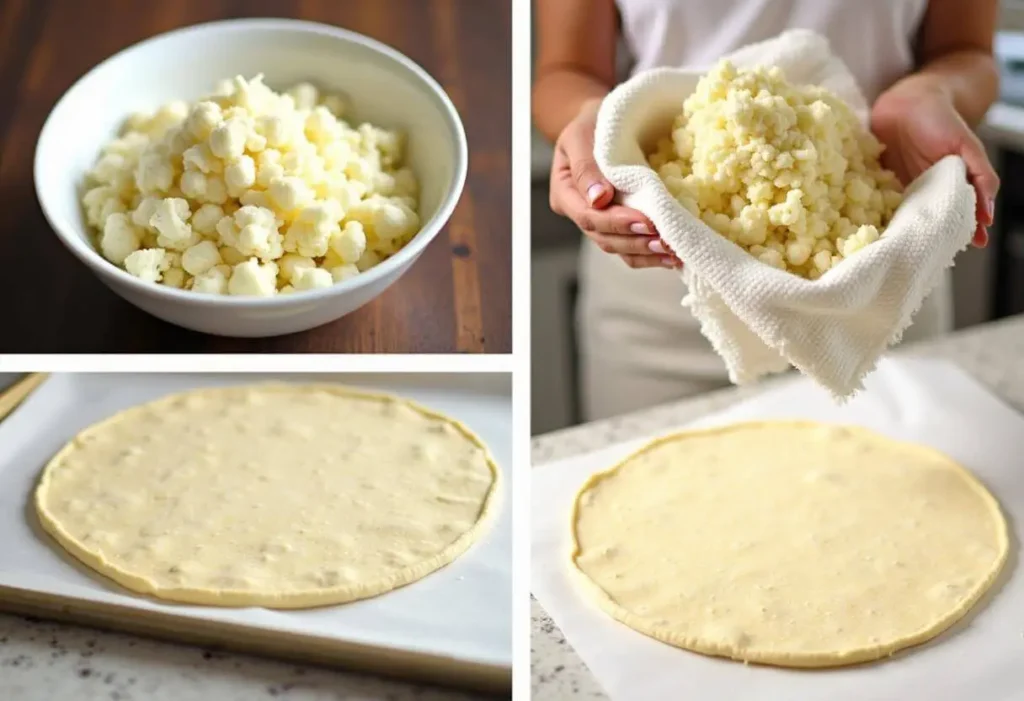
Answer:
[{"xmin": 530, "ymin": 313, "xmax": 1024, "ymax": 700}]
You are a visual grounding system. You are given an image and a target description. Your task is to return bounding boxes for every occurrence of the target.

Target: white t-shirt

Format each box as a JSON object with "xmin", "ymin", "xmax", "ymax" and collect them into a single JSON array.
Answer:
[{"xmin": 615, "ymin": 0, "xmax": 928, "ymax": 102}]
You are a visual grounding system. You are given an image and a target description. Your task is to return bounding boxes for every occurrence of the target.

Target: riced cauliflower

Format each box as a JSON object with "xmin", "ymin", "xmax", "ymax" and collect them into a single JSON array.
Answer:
[
  {"xmin": 82, "ymin": 75, "xmax": 421, "ymax": 295},
  {"xmin": 648, "ymin": 60, "xmax": 903, "ymax": 279}
]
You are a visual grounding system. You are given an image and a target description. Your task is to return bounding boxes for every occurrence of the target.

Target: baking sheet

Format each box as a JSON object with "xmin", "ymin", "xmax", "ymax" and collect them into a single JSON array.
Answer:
[
  {"xmin": 532, "ymin": 358, "xmax": 1024, "ymax": 701},
  {"xmin": 0, "ymin": 373, "xmax": 512, "ymax": 678}
]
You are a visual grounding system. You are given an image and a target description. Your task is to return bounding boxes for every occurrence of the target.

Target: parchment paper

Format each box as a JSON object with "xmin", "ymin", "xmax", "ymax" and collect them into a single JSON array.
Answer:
[
  {"xmin": 0, "ymin": 373, "xmax": 511, "ymax": 670},
  {"xmin": 532, "ymin": 358, "xmax": 1024, "ymax": 701}
]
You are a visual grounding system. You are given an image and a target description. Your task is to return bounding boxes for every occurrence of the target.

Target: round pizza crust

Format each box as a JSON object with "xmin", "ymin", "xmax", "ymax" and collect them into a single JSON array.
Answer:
[
  {"xmin": 570, "ymin": 421, "xmax": 1007, "ymax": 667},
  {"xmin": 36, "ymin": 384, "xmax": 500, "ymax": 608}
]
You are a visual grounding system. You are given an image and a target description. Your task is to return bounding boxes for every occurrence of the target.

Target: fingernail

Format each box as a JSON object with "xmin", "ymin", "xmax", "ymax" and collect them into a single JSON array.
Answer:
[
  {"xmin": 986, "ymin": 198, "xmax": 995, "ymax": 221},
  {"xmin": 661, "ymin": 256, "xmax": 681, "ymax": 269},
  {"xmin": 630, "ymin": 222, "xmax": 651, "ymax": 235},
  {"xmin": 976, "ymin": 227, "xmax": 990, "ymax": 248},
  {"xmin": 587, "ymin": 183, "xmax": 606, "ymax": 204},
  {"xmin": 648, "ymin": 239, "xmax": 667, "ymax": 254}
]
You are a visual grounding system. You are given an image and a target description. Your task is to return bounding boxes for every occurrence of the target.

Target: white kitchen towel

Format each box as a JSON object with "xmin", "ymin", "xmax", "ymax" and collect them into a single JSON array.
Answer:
[{"xmin": 593, "ymin": 29, "xmax": 977, "ymax": 397}]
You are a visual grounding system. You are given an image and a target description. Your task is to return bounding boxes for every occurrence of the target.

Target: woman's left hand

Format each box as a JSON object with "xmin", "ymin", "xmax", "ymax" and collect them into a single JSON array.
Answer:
[{"xmin": 871, "ymin": 83, "xmax": 999, "ymax": 247}]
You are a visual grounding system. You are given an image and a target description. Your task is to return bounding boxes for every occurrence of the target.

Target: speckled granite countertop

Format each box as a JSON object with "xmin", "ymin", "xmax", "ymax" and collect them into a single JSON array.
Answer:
[
  {"xmin": 530, "ymin": 314, "xmax": 1024, "ymax": 700},
  {"xmin": 0, "ymin": 614, "xmax": 497, "ymax": 701}
]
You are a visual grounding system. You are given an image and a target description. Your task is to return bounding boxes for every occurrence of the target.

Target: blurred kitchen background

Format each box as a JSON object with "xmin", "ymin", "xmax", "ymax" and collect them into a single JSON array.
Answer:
[{"xmin": 532, "ymin": 0, "xmax": 1024, "ymax": 434}]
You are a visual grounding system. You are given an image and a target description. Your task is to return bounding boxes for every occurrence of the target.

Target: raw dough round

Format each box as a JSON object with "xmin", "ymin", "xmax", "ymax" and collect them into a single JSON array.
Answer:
[
  {"xmin": 570, "ymin": 421, "xmax": 1007, "ymax": 667},
  {"xmin": 36, "ymin": 384, "xmax": 499, "ymax": 608}
]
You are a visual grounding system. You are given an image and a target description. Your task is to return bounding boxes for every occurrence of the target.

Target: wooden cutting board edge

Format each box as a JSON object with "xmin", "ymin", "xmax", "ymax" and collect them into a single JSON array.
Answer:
[{"xmin": 0, "ymin": 373, "xmax": 48, "ymax": 421}]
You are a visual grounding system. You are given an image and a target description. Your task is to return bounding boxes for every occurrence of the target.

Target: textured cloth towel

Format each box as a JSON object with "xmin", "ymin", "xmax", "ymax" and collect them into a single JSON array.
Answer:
[{"xmin": 593, "ymin": 29, "xmax": 976, "ymax": 397}]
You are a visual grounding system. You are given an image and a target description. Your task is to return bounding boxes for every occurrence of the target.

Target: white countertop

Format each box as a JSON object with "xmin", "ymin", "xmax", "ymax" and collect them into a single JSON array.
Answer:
[{"xmin": 529, "ymin": 313, "xmax": 1024, "ymax": 700}]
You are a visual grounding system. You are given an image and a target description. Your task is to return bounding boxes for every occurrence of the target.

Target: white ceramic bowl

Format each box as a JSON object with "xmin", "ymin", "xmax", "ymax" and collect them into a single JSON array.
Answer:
[{"xmin": 35, "ymin": 19, "xmax": 467, "ymax": 338}]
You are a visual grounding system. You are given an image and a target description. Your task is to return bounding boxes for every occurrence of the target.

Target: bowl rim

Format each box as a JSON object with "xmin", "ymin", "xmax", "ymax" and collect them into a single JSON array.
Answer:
[{"xmin": 34, "ymin": 17, "xmax": 468, "ymax": 308}]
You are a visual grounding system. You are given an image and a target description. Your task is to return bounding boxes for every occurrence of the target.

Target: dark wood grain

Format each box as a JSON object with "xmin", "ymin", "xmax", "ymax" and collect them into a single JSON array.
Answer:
[{"xmin": 0, "ymin": 0, "xmax": 511, "ymax": 353}]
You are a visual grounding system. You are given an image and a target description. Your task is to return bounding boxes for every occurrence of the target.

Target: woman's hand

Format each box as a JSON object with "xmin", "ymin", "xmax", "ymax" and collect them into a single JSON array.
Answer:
[
  {"xmin": 871, "ymin": 82, "xmax": 999, "ymax": 247},
  {"xmin": 549, "ymin": 99, "xmax": 682, "ymax": 269}
]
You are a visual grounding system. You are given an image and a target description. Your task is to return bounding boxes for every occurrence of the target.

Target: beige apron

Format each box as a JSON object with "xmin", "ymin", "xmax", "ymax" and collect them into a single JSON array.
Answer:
[{"xmin": 576, "ymin": 239, "xmax": 952, "ymax": 421}]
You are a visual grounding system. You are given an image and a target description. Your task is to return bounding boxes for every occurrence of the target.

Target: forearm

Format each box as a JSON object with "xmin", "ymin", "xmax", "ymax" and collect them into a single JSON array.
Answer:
[
  {"xmin": 884, "ymin": 50, "xmax": 998, "ymax": 127},
  {"xmin": 532, "ymin": 69, "xmax": 610, "ymax": 142}
]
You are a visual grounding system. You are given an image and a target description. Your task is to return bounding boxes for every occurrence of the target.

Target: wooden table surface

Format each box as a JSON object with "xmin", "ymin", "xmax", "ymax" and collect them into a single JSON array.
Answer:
[{"xmin": 0, "ymin": 0, "xmax": 510, "ymax": 354}]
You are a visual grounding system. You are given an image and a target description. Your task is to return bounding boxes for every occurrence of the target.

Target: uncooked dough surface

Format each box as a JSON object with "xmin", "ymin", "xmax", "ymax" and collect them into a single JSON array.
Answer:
[
  {"xmin": 36, "ymin": 384, "xmax": 499, "ymax": 608},
  {"xmin": 570, "ymin": 421, "xmax": 1007, "ymax": 667}
]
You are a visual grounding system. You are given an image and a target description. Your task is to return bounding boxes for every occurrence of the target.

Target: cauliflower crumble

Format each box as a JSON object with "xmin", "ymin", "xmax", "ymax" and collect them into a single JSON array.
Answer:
[
  {"xmin": 648, "ymin": 60, "xmax": 903, "ymax": 279},
  {"xmin": 82, "ymin": 76, "xmax": 420, "ymax": 296}
]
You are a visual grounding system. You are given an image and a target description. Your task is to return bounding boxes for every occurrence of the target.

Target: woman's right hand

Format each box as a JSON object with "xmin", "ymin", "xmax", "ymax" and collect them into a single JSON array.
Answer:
[{"xmin": 549, "ymin": 99, "xmax": 682, "ymax": 269}]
